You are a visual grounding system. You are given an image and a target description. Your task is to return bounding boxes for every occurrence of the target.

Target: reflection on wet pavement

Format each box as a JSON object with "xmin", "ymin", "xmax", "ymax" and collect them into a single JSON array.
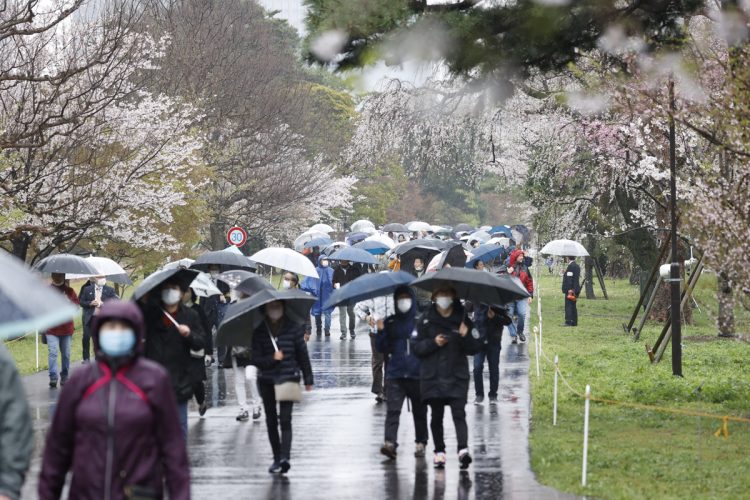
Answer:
[{"xmin": 21, "ymin": 313, "xmax": 576, "ymax": 499}]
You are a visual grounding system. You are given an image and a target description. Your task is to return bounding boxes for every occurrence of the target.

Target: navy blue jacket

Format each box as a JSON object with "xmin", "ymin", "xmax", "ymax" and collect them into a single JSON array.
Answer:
[
  {"xmin": 375, "ymin": 286, "xmax": 420, "ymax": 380},
  {"xmin": 78, "ymin": 282, "xmax": 118, "ymax": 326}
]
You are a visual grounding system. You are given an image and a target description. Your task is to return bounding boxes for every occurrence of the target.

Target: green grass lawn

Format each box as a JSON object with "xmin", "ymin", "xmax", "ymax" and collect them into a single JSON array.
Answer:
[{"xmin": 529, "ymin": 272, "xmax": 750, "ymax": 499}]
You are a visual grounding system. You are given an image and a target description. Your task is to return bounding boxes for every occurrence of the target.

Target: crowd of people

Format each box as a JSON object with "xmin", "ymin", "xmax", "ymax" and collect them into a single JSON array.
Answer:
[{"xmin": 0, "ymin": 225, "xmax": 586, "ymax": 500}]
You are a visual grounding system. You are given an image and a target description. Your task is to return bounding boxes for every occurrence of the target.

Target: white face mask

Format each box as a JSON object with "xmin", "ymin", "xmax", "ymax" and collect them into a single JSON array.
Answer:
[
  {"xmin": 435, "ymin": 296, "xmax": 453, "ymax": 310},
  {"xmin": 96, "ymin": 278, "xmax": 106, "ymax": 286},
  {"xmin": 282, "ymin": 279, "xmax": 292, "ymax": 289},
  {"xmin": 320, "ymin": 260, "xmax": 329, "ymax": 268},
  {"xmin": 397, "ymin": 298, "xmax": 412, "ymax": 313},
  {"xmin": 267, "ymin": 307, "xmax": 283, "ymax": 321},
  {"xmin": 414, "ymin": 265, "xmax": 423, "ymax": 272},
  {"xmin": 161, "ymin": 288, "xmax": 182, "ymax": 305}
]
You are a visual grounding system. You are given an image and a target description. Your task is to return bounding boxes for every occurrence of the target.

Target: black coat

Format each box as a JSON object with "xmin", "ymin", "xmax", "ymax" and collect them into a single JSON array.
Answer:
[
  {"xmin": 332, "ymin": 265, "xmax": 360, "ymax": 288},
  {"xmin": 411, "ymin": 302, "xmax": 480, "ymax": 402},
  {"xmin": 78, "ymin": 282, "xmax": 118, "ymax": 326},
  {"xmin": 189, "ymin": 303, "xmax": 213, "ymax": 382},
  {"xmin": 251, "ymin": 320, "xmax": 314, "ymax": 386},
  {"xmin": 562, "ymin": 261, "xmax": 582, "ymax": 296},
  {"xmin": 141, "ymin": 302, "xmax": 205, "ymax": 402}
]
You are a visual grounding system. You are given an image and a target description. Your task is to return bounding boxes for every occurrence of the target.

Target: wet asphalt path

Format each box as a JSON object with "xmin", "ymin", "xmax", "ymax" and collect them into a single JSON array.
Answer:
[{"xmin": 21, "ymin": 312, "xmax": 575, "ymax": 499}]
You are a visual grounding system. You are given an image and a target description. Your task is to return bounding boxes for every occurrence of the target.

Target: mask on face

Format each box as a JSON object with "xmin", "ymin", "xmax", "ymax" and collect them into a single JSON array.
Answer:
[
  {"xmin": 96, "ymin": 278, "xmax": 106, "ymax": 286},
  {"xmin": 52, "ymin": 278, "xmax": 65, "ymax": 286},
  {"xmin": 99, "ymin": 328, "xmax": 136, "ymax": 357},
  {"xmin": 397, "ymin": 298, "xmax": 412, "ymax": 313},
  {"xmin": 209, "ymin": 270, "xmax": 220, "ymax": 279},
  {"xmin": 267, "ymin": 307, "xmax": 283, "ymax": 321},
  {"xmin": 161, "ymin": 288, "xmax": 182, "ymax": 305},
  {"xmin": 414, "ymin": 265, "xmax": 423, "ymax": 272},
  {"xmin": 435, "ymin": 296, "xmax": 453, "ymax": 310},
  {"xmin": 321, "ymin": 260, "xmax": 329, "ymax": 268},
  {"xmin": 282, "ymin": 279, "xmax": 292, "ymax": 289}
]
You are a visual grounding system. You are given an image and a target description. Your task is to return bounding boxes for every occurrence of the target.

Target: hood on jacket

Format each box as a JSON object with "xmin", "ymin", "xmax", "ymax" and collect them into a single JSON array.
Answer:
[
  {"xmin": 393, "ymin": 285, "xmax": 417, "ymax": 317},
  {"xmin": 91, "ymin": 300, "xmax": 146, "ymax": 358},
  {"xmin": 510, "ymin": 248, "xmax": 525, "ymax": 267},
  {"xmin": 317, "ymin": 254, "xmax": 330, "ymax": 267}
]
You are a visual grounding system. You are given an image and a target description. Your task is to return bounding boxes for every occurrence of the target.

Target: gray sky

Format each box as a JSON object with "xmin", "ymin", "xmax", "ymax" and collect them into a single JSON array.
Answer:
[{"xmin": 257, "ymin": 0, "xmax": 307, "ymax": 36}]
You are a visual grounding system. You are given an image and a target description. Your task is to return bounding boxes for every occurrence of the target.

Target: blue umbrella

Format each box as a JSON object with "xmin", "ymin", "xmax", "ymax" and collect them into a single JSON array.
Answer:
[
  {"xmin": 346, "ymin": 232, "xmax": 368, "ymax": 245},
  {"xmin": 328, "ymin": 247, "xmax": 379, "ymax": 265},
  {"xmin": 354, "ymin": 240, "xmax": 390, "ymax": 255},
  {"xmin": 324, "ymin": 271, "xmax": 415, "ymax": 309},
  {"xmin": 489, "ymin": 225, "xmax": 512, "ymax": 237},
  {"xmin": 465, "ymin": 244, "xmax": 504, "ymax": 268},
  {"xmin": 0, "ymin": 251, "xmax": 79, "ymax": 339},
  {"xmin": 304, "ymin": 236, "xmax": 333, "ymax": 249}
]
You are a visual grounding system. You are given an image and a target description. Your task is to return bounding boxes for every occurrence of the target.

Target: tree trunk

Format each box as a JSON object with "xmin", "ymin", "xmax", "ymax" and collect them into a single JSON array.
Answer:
[
  {"xmin": 209, "ymin": 222, "xmax": 226, "ymax": 251},
  {"xmin": 584, "ymin": 234, "xmax": 596, "ymax": 299},
  {"xmin": 717, "ymin": 272, "xmax": 735, "ymax": 337},
  {"xmin": 11, "ymin": 234, "xmax": 30, "ymax": 262}
]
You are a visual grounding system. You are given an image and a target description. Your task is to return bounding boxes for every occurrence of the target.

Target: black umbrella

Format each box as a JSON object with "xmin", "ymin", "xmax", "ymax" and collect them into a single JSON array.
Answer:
[
  {"xmin": 392, "ymin": 239, "xmax": 451, "ymax": 256},
  {"xmin": 382, "ymin": 222, "xmax": 409, "ymax": 232},
  {"xmin": 216, "ymin": 288, "xmax": 316, "ymax": 347},
  {"xmin": 133, "ymin": 268, "xmax": 199, "ymax": 301},
  {"xmin": 411, "ymin": 267, "xmax": 529, "ymax": 306},
  {"xmin": 190, "ymin": 250, "xmax": 256, "ymax": 272},
  {"xmin": 235, "ymin": 275, "xmax": 274, "ymax": 297},
  {"xmin": 324, "ymin": 271, "xmax": 414, "ymax": 309},
  {"xmin": 32, "ymin": 254, "xmax": 99, "ymax": 275},
  {"xmin": 436, "ymin": 244, "xmax": 469, "ymax": 269}
]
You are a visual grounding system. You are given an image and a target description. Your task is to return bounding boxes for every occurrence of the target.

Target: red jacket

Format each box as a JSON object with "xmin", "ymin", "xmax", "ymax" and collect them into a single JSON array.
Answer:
[
  {"xmin": 46, "ymin": 284, "xmax": 80, "ymax": 336},
  {"xmin": 510, "ymin": 249, "xmax": 534, "ymax": 296}
]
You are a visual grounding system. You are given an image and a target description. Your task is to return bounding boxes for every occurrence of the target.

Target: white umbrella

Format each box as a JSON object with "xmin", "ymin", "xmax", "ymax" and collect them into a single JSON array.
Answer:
[
  {"xmin": 430, "ymin": 225, "xmax": 451, "ymax": 234},
  {"xmin": 294, "ymin": 230, "xmax": 330, "ymax": 251},
  {"xmin": 250, "ymin": 247, "xmax": 319, "ymax": 278},
  {"xmin": 190, "ymin": 273, "xmax": 222, "ymax": 297},
  {"xmin": 488, "ymin": 237, "xmax": 510, "ymax": 247},
  {"xmin": 468, "ymin": 230, "xmax": 491, "ymax": 244},
  {"xmin": 365, "ymin": 233, "xmax": 395, "ymax": 249},
  {"xmin": 67, "ymin": 256, "xmax": 132, "ymax": 284},
  {"xmin": 479, "ymin": 225, "xmax": 492, "ymax": 232},
  {"xmin": 360, "ymin": 226, "xmax": 378, "ymax": 235},
  {"xmin": 406, "ymin": 221, "xmax": 431, "ymax": 232},
  {"xmin": 163, "ymin": 258, "xmax": 195, "ymax": 270},
  {"xmin": 540, "ymin": 239, "xmax": 589, "ymax": 257},
  {"xmin": 309, "ymin": 223, "xmax": 334, "ymax": 234},
  {"xmin": 350, "ymin": 219, "xmax": 375, "ymax": 233}
]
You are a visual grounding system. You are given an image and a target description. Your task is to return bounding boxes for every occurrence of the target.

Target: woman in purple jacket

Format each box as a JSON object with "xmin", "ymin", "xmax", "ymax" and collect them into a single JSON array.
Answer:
[{"xmin": 38, "ymin": 300, "xmax": 190, "ymax": 500}]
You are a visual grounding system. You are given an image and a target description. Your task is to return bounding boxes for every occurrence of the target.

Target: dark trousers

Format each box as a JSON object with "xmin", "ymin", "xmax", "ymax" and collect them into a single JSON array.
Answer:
[
  {"xmin": 81, "ymin": 320, "xmax": 92, "ymax": 361},
  {"xmin": 473, "ymin": 339, "xmax": 501, "ymax": 398},
  {"xmin": 259, "ymin": 381, "xmax": 294, "ymax": 461},
  {"xmin": 385, "ymin": 378, "xmax": 428, "ymax": 446},
  {"xmin": 429, "ymin": 398, "xmax": 468, "ymax": 453},
  {"xmin": 193, "ymin": 381, "xmax": 205, "ymax": 405},
  {"xmin": 369, "ymin": 334, "xmax": 385, "ymax": 395},
  {"xmin": 565, "ymin": 296, "xmax": 578, "ymax": 326}
]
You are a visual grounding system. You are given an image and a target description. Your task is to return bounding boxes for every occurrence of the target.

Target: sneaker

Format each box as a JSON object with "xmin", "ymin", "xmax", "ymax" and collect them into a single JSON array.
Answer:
[
  {"xmin": 236, "ymin": 409, "xmax": 249, "ymax": 422},
  {"xmin": 60, "ymin": 378, "xmax": 67, "ymax": 387},
  {"xmin": 375, "ymin": 393, "xmax": 385, "ymax": 403},
  {"xmin": 199, "ymin": 402, "xmax": 208, "ymax": 417},
  {"xmin": 252, "ymin": 406, "xmax": 262, "ymax": 421},
  {"xmin": 518, "ymin": 332, "xmax": 526, "ymax": 342},
  {"xmin": 81, "ymin": 359, "xmax": 90, "ymax": 365},
  {"xmin": 280, "ymin": 459, "xmax": 291, "ymax": 474},
  {"xmin": 268, "ymin": 461, "xmax": 282, "ymax": 473},
  {"xmin": 49, "ymin": 380, "xmax": 57, "ymax": 389},
  {"xmin": 458, "ymin": 448, "xmax": 473, "ymax": 470},
  {"xmin": 414, "ymin": 443, "xmax": 426, "ymax": 458},
  {"xmin": 316, "ymin": 330, "xmax": 322, "ymax": 337},
  {"xmin": 380, "ymin": 441, "xmax": 397, "ymax": 460},
  {"xmin": 433, "ymin": 451, "xmax": 447, "ymax": 469},
  {"xmin": 350, "ymin": 331, "xmax": 356, "ymax": 340},
  {"xmin": 489, "ymin": 395, "xmax": 498, "ymax": 404},
  {"xmin": 325, "ymin": 330, "xmax": 331, "ymax": 337},
  {"xmin": 511, "ymin": 337, "xmax": 518, "ymax": 344},
  {"xmin": 474, "ymin": 396, "xmax": 484, "ymax": 405},
  {"xmin": 340, "ymin": 333, "xmax": 346, "ymax": 340}
]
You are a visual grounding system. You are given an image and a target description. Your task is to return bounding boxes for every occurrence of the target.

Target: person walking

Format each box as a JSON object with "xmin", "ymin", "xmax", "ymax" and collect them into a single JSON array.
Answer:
[
  {"xmin": 301, "ymin": 256, "xmax": 334, "ymax": 337},
  {"xmin": 333, "ymin": 260, "xmax": 360, "ymax": 340},
  {"xmin": 139, "ymin": 278, "xmax": 205, "ymax": 438},
  {"xmin": 38, "ymin": 301, "xmax": 189, "ymax": 500},
  {"xmin": 411, "ymin": 286, "xmax": 480, "ymax": 470},
  {"xmin": 472, "ymin": 305, "xmax": 511, "ymax": 405},
  {"xmin": 281, "ymin": 272, "xmax": 312, "ymax": 341},
  {"xmin": 354, "ymin": 292, "xmax": 394, "ymax": 403},
  {"xmin": 545, "ymin": 256, "xmax": 554, "ymax": 274},
  {"xmin": 375, "ymin": 286, "xmax": 428, "ymax": 460},
  {"xmin": 508, "ymin": 249, "xmax": 533, "ymax": 344},
  {"xmin": 562, "ymin": 256, "xmax": 581, "ymax": 326},
  {"xmin": 0, "ymin": 343, "xmax": 33, "ymax": 500},
  {"xmin": 45, "ymin": 273, "xmax": 80, "ymax": 388},
  {"xmin": 251, "ymin": 301, "xmax": 314, "ymax": 474},
  {"xmin": 78, "ymin": 276, "xmax": 118, "ymax": 364},
  {"xmin": 182, "ymin": 288, "xmax": 213, "ymax": 417}
]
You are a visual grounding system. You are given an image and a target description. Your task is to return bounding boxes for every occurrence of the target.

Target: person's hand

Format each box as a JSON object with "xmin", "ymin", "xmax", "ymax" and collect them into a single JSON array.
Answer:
[
  {"xmin": 528, "ymin": 297, "xmax": 533, "ymax": 304},
  {"xmin": 376, "ymin": 319, "xmax": 385, "ymax": 331},
  {"xmin": 273, "ymin": 350, "xmax": 284, "ymax": 361},
  {"xmin": 204, "ymin": 355, "xmax": 213, "ymax": 367},
  {"xmin": 508, "ymin": 266, "xmax": 514, "ymax": 274},
  {"xmin": 367, "ymin": 315, "xmax": 375, "ymax": 327},
  {"xmin": 1, "ymin": 494, "xmax": 12, "ymax": 500},
  {"xmin": 305, "ymin": 385, "xmax": 313, "ymax": 392},
  {"xmin": 458, "ymin": 322, "xmax": 469, "ymax": 337},
  {"xmin": 487, "ymin": 308, "xmax": 496, "ymax": 319},
  {"xmin": 177, "ymin": 324, "xmax": 190, "ymax": 337},
  {"xmin": 304, "ymin": 333, "xmax": 311, "ymax": 342},
  {"xmin": 92, "ymin": 299, "xmax": 102, "ymax": 307},
  {"xmin": 435, "ymin": 334, "xmax": 448, "ymax": 347},
  {"xmin": 219, "ymin": 295, "xmax": 227, "ymax": 303}
]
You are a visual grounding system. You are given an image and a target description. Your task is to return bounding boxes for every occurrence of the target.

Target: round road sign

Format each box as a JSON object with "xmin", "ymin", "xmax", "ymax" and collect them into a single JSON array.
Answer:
[{"xmin": 227, "ymin": 226, "xmax": 247, "ymax": 247}]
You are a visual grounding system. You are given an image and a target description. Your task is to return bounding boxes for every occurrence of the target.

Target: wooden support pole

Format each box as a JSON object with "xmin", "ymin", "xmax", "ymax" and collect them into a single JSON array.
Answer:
[
  {"xmin": 593, "ymin": 258, "xmax": 609, "ymax": 300},
  {"xmin": 623, "ymin": 238, "xmax": 671, "ymax": 333}
]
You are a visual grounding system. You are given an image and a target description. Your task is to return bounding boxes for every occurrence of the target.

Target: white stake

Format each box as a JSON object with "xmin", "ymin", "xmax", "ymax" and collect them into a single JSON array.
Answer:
[
  {"xmin": 535, "ymin": 330, "xmax": 540, "ymax": 378},
  {"xmin": 582, "ymin": 384, "xmax": 591, "ymax": 487},
  {"xmin": 35, "ymin": 330, "xmax": 39, "ymax": 371},
  {"xmin": 553, "ymin": 355, "xmax": 559, "ymax": 426}
]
